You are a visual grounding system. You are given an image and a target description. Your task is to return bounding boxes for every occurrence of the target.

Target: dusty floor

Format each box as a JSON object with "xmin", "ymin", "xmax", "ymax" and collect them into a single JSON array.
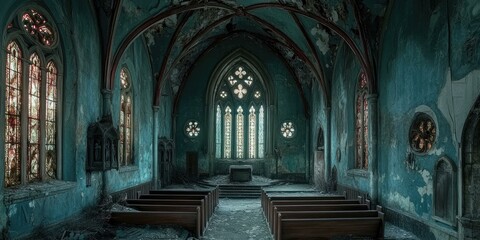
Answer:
[{"xmin": 23, "ymin": 177, "xmax": 420, "ymax": 240}]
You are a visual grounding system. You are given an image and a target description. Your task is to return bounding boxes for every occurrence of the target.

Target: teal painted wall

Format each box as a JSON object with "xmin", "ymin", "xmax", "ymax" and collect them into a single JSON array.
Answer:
[
  {"xmin": 329, "ymin": 1, "xmax": 480, "ymax": 239},
  {"xmin": 330, "ymin": 41, "xmax": 370, "ymax": 191},
  {"xmin": 378, "ymin": 0, "xmax": 453, "ymax": 226},
  {"xmin": 174, "ymin": 35, "xmax": 308, "ymax": 179},
  {"xmin": 0, "ymin": 1, "xmax": 155, "ymax": 238}
]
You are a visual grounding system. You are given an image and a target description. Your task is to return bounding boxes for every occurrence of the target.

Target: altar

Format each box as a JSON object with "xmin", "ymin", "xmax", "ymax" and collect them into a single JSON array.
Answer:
[{"xmin": 229, "ymin": 165, "xmax": 253, "ymax": 182}]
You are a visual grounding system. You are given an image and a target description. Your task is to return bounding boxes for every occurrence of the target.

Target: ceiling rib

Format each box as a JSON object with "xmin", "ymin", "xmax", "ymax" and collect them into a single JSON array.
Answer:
[
  {"xmin": 155, "ymin": 13, "xmax": 236, "ymax": 104},
  {"xmin": 290, "ymin": 12, "xmax": 329, "ymax": 105}
]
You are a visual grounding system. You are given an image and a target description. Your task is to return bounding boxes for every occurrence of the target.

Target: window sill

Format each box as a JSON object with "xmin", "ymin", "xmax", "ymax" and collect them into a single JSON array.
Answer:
[
  {"xmin": 119, "ymin": 165, "xmax": 138, "ymax": 173},
  {"xmin": 347, "ymin": 169, "xmax": 370, "ymax": 178},
  {"xmin": 432, "ymin": 216, "xmax": 456, "ymax": 228},
  {"xmin": 4, "ymin": 180, "xmax": 77, "ymax": 205}
]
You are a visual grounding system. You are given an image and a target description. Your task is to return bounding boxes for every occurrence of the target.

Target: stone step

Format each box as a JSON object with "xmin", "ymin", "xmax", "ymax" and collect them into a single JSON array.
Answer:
[{"xmin": 218, "ymin": 185, "xmax": 262, "ymax": 198}]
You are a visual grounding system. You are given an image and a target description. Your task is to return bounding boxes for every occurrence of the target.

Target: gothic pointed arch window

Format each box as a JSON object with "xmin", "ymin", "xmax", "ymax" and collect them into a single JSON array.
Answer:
[
  {"xmin": 355, "ymin": 72, "xmax": 369, "ymax": 169},
  {"xmin": 4, "ymin": 8, "xmax": 61, "ymax": 187},
  {"xmin": 119, "ymin": 67, "xmax": 133, "ymax": 166},
  {"xmin": 214, "ymin": 63, "xmax": 266, "ymax": 159}
]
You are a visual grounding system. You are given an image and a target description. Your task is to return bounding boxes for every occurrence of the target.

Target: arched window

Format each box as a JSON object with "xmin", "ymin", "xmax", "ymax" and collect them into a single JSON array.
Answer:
[
  {"xmin": 355, "ymin": 72, "xmax": 368, "ymax": 169},
  {"xmin": 119, "ymin": 67, "xmax": 133, "ymax": 166},
  {"xmin": 214, "ymin": 64, "xmax": 265, "ymax": 159},
  {"xmin": 4, "ymin": 8, "xmax": 61, "ymax": 187}
]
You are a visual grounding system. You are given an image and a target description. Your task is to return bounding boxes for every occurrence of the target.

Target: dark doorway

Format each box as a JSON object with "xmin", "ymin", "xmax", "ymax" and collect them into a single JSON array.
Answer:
[
  {"xmin": 186, "ymin": 151, "xmax": 198, "ymax": 180},
  {"xmin": 314, "ymin": 128, "xmax": 326, "ymax": 190}
]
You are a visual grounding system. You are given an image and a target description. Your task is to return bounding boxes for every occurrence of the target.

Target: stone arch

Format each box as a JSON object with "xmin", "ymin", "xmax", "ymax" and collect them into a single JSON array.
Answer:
[{"xmin": 460, "ymin": 95, "xmax": 480, "ymax": 239}]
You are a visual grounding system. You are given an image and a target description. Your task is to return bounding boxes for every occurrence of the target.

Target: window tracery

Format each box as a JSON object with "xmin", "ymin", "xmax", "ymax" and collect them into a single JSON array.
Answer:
[
  {"xmin": 214, "ymin": 62, "xmax": 265, "ymax": 159},
  {"xmin": 4, "ymin": 8, "xmax": 61, "ymax": 187}
]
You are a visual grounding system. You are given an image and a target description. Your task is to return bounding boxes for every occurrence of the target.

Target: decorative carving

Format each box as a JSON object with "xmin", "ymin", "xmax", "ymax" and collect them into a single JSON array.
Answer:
[{"xmin": 87, "ymin": 117, "xmax": 119, "ymax": 171}]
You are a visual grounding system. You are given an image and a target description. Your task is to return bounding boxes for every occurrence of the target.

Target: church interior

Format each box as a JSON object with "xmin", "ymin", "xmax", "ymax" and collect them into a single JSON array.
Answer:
[{"xmin": 1, "ymin": 0, "xmax": 480, "ymax": 239}]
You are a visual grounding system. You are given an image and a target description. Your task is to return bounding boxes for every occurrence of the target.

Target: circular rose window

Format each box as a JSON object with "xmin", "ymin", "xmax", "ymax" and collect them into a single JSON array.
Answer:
[
  {"xmin": 185, "ymin": 121, "xmax": 200, "ymax": 137},
  {"xmin": 281, "ymin": 121, "xmax": 295, "ymax": 138},
  {"xmin": 409, "ymin": 113, "xmax": 436, "ymax": 153}
]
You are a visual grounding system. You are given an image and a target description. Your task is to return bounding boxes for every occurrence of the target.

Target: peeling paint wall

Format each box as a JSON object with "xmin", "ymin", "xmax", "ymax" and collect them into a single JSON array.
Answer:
[
  {"xmin": 373, "ymin": 0, "xmax": 480, "ymax": 239},
  {"xmin": 0, "ymin": 0, "xmax": 156, "ymax": 238},
  {"xmin": 330, "ymin": 41, "xmax": 371, "ymax": 192}
]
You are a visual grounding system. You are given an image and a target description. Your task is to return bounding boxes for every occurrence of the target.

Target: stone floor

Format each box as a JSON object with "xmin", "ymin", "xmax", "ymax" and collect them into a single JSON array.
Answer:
[
  {"xmin": 26, "ymin": 198, "xmax": 419, "ymax": 240},
  {"xmin": 22, "ymin": 178, "xmax": 420, "ymax": 240}
]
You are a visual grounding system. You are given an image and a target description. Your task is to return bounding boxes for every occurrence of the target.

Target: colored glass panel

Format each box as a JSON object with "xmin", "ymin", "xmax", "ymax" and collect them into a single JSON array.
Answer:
[
  {"xmin": 5, "ymin": 41, "xmax": 22, "ymax": 187},
  {"xmin": 120, "ymin": 68, "xmax": 133, "ymax": 166},
  {"xmin": 28, "ymin": 54, "xmax": 41, "ymax": 182},
  {"xmin": 236, "ymin": 106, "xmax": 244, "ymax": 158},
  {"xmin": 248, "ymin": 106, "xmax": 256, "ymax": 158},
  {"xmin": 224, "ymin": 107, "xmax": 232, "ymax": 158},
  {"xmin": 45, "ymin": 62, "xmax": 57, "ymax": 179},
  {"xmin": 22, "ymin": 9, "xmax": 56, "ymax": 46},
  {"xmin": 215, "ymin": 105, "xmax": 222, "ymax": 158},
  {"xmin": 355, "ymin": 73, "xmax": 368, "ymax": 169},
  {"xmin": 258, "ymin": 106, "xmax": 265, "ymax": 158}
]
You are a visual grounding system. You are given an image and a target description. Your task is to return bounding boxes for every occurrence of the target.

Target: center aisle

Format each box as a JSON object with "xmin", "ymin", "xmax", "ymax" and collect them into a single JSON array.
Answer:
[{"xmin": 201, "ymin": 198, "xmax": 272, "ymax": 240}]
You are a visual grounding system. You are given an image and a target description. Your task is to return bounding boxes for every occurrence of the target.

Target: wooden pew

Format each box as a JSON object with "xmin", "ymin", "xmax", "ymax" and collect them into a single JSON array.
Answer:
[
  {"xmin": 276, "ymin": 212, "xmax": 384, "ymax": 240},
  {"xmin": 260, "ymin": 190, "xmax": 346, "ymax": 218},
  {"xmin": 110, "ymin": 208, "xmax": 202, "ymax": 238},
  {"xmin": 150, "ymin": 187, "xmax": 219, "ymax": 208},
  {"xmin": 126, "ymin": 204, "xmax": 207, "ymax": 233},
  {"xmin": 267, "ymin": 199, "xmax": 361, "ymax": 228},
  {"xmin": 270, "ymin": 203, "xmax": 370, "ymax": 233},
  {"xmin": 126, "ymin": 199, "xmax": 207, "ymax": 233},
  {"xmin": 273, "ymin": 209, "xmax": 381, "ymax": 238},
  {"xmin": 261, "ymin": 193, "xmax": 346, "ymax": 215},
  {"xmin": 139, "ymin": 194, "xmax": 213, "ymax": 220}
]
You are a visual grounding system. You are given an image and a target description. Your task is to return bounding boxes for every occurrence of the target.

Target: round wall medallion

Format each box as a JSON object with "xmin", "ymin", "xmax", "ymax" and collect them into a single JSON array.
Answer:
[
  {"xmin": 281, "ymin": 121, "xmax": 295, "ymax": 138},
  {"xmin": 409, "ymin": 113, "xmax": 436, "ymax": 153},
  {"xmin": 185, "ymin": 121, "xmax": 200, "ymax": 137}
]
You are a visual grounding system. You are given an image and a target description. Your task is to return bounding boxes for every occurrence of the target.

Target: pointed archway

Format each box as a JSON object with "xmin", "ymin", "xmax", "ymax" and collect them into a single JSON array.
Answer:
[{"xmin": 460, "ymin": 95, "xmax": 480, "ymax": 239}]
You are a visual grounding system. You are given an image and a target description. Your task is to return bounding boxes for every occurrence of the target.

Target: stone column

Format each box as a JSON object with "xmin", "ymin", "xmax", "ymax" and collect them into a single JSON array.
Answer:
[
  {"xmin": 153, "ymin": 106, "xmax": 160, "ymax": 189},
  {"xmin": 367, "ymin": 94, "xmax": 378, "ymax": 204},
  {"xmin": 101, "ymin": 89, "xmax": 113, "ymax": 118},
  {"xmin": 325, "ymin": 106, "xmax": 331, "ymax": 184}
]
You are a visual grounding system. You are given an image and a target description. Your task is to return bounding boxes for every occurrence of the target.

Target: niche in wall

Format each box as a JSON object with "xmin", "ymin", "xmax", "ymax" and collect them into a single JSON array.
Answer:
[{"xmin": 433, "ymin": 156, "xmax": 457, "ymax": 226}]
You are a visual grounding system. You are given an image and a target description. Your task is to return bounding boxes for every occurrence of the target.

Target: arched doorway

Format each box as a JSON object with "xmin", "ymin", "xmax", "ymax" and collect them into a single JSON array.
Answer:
[
  {"xmin": 460, "ymin": 96, "xmax": 480, "ymax": 239},
  {"xmin": 314, "ymin": 128, "xmax": 326, "ymax": 190}
]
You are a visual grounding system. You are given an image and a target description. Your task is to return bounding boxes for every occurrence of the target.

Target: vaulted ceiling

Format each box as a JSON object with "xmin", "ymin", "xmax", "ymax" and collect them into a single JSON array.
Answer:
[{"xmin": 97, "ymin": 0, "xmax": 388, "ymax": 108}]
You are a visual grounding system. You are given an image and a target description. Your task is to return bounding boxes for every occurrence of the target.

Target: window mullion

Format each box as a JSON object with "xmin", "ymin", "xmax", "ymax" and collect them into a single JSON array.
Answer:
[
  {"xmin": 40, "ymin": 67, "xmax": 47, "ymax": 180},
  {"xmin": 123, "ymin": 107, "xmax": 127, "ymax": 166},
  {"xmin": 20, "ymin": 57, "xmax": 29, "ymax": 185}
]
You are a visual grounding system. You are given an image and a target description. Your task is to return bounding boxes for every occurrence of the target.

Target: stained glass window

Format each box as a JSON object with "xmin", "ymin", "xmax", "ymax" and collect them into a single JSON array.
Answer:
[
  {"xmin": 22, "ymin": 9, "xmax": 56, "ymax": 46},
  {"xmin": 215, "ymin": 105, "xmax": 222, "ymax": 158},
  {"xmin": 258, "ymin": 106, "xmax": 265, "ymax": 158},
  {"xmin": 355, "ymin": 72, "xmax": 368, "ymax": 169},
  {"xmin": 214, "ymin": 62, "xmax": 265, "ymax": 159},
  {"xmin": 28, "ymin": 53, "xmax": 42, "ymax": 182},
  {"xmin": 248, "ymin": 106, "xmax": 256, "ymax": 158},
  {"xmin": 185, "ymin": 121, "xmax": 200, "ymax": 137},
  {"xmin": 45, "ymin": 62, "xmax": 57, "ymax": 179},
  {"xmin": 5, "ymin": 41, "xmax": 23, "ymax": 187},
  {"xmin": 4, "ymin": 8, "xmax": 61, "ymax": 187},
  {"xmin": 281, "ymin": 122, "xmax": 295, "ymax": 138},
  {"xmin": 224, "ymin": 106, "xmax": 232, "ymax": 158},
  {"xmin": 119, "ymin": 68, "xmax": 133, "ymax": 166},
  {"xmin": 236, "ymin": 106, "xmax": 244, "ymax": 158}
]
